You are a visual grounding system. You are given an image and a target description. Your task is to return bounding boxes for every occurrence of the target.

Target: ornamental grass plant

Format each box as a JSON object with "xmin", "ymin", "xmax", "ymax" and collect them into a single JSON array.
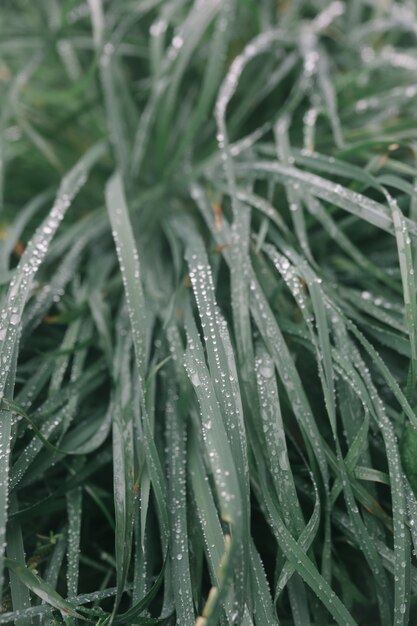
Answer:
[{"xmin": 1, "ymin": 1, "xmax": 417, "ymax": 624}]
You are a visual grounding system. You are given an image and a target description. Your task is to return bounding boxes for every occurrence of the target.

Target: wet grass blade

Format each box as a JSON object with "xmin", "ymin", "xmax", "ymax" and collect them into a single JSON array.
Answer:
[{"xmin": 4, "ymin": 559, "xmax": 84, "ymax": 621}]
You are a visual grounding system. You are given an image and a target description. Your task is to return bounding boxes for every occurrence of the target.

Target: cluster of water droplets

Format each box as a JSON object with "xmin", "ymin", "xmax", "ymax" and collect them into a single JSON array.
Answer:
[
  {"xmin": 10, "ymin": 413, "xmax": 59, "ymax": 488},
  {"xmin": 301, "ymin": 38, "xmax": 319, "ymax": 81},
  {"xmin": 255, "ymin": 348, "xmax": 296, "ymax": 511},
  {"xmin": 270, "ymin": 248, "xmax": 315, "ymax": 324},
  {"xmin": 165, "ymin": 389, "xmax": 194, "ymax": 624},
  {"xmin": 66, "ymin": 487, "xmax": 82, "ymax": 597},
  {"xmin": 353, "ymin": 289, "xmax": 406, "ymax": 333},
  {"xmin": 24, "ymin": 236, "xmax": 86, "ymax": 335},
  {"xmin": 100, "ymin": 41, "xmax": 114, "ymax": 69},
  {"xmin": 360, "ymin": 290, "xmax": 404, "ymax": 313},
  {"xmin": 67, "ymin": 2, "xmax": 89, "ymax": 24},
  {"xmin": 0, "ymin": 147, "xmax": 94, "ymax": 399},
  {"xmin": 249, "ymin": 274, "xmax": 329, "ymax": 486},
  {"xmin": 15, "ymin": 362, "xmax": 52, "ymax": 416},
  {"xmin": 109, "ymin": 211, "xmax": 146, "ymax": 386},
  {"xmin": 184, "ymin": 331, "xmax": 235, "ymax": 513},
  {"xmin": 403, "ymin": 478, "xmax": 417, "ymax": 559},
  {"xmin": 360, "ymin": 44, "xmax": 417, "ymax": 73},
  {"xmin": 390, "ymin": 3, "xmax": 417, "ymax": 33},
  {"xmin": 356, "ymin": 83, "xmax": 417, "ymax": 113},
  {"xmin": 186, "ymin": 249, "xmax": 247, "ymax": 455},
  {"xmin": 311, "ymin": 1, "xmax": 345, "ymax": 33}
]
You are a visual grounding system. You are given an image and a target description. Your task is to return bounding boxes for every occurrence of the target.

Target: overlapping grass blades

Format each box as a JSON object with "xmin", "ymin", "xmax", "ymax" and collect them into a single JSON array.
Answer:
[{"xmin": 2, "ymin": 1, "xmax": 417, "ymax": 624}]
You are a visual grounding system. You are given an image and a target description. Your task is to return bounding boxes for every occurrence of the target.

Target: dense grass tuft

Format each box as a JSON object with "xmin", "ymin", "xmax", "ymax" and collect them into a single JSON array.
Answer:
[{"xmin": 2, "ymin": 1, "xmax": 417, "ymax": 624}]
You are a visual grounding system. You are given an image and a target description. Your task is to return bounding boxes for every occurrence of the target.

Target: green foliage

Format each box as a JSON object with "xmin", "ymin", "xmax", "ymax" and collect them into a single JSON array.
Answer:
[
  {"xmin": 1, "ymin": 0, "xmax": 417, "ymax": 624},
  {"xmin": 401, "ymin": 420, "xmax": 417, "ymax": 498}
]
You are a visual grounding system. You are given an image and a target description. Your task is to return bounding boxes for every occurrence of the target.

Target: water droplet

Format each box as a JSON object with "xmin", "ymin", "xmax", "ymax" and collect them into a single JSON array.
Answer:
[
  {"xmin": 191, "ymin": 372, "xmax": 200, "ymax": 387},
  {"xmin": 10, "ymin": 314, "xmax": 19, "ymax": 326},
  {"xmin": 259, "ymin": 365, "xmax": 273, "ymax": 378}
]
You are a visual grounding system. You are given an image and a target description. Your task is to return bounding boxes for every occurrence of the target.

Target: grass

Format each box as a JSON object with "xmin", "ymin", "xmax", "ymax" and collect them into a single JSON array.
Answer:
[{"xmin": 1, "ymin": 0, "xmax": 417, "ymax": 624}]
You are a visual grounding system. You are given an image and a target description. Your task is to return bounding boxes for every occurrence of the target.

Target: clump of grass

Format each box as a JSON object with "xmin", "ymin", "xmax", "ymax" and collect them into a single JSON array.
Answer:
[{"xmin": 1, "ymin": 1, "xmax": 417, "ymax": 624}]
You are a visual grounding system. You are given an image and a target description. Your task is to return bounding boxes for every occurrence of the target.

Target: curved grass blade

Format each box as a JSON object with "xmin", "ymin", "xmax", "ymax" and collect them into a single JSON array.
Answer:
[
  {"xmin": 4, "ymin": 559, "xmax": 84, "ymax": 621},
  {"xmin": 6, "ymin": 495, "xmax": 32, "ymax": 626}
]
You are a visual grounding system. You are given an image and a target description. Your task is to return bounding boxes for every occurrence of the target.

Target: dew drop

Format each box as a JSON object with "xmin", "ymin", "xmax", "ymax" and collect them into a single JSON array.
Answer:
[{"xmin": 10, "ymin": 314, "xmax": 19, "ymax": 326}]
